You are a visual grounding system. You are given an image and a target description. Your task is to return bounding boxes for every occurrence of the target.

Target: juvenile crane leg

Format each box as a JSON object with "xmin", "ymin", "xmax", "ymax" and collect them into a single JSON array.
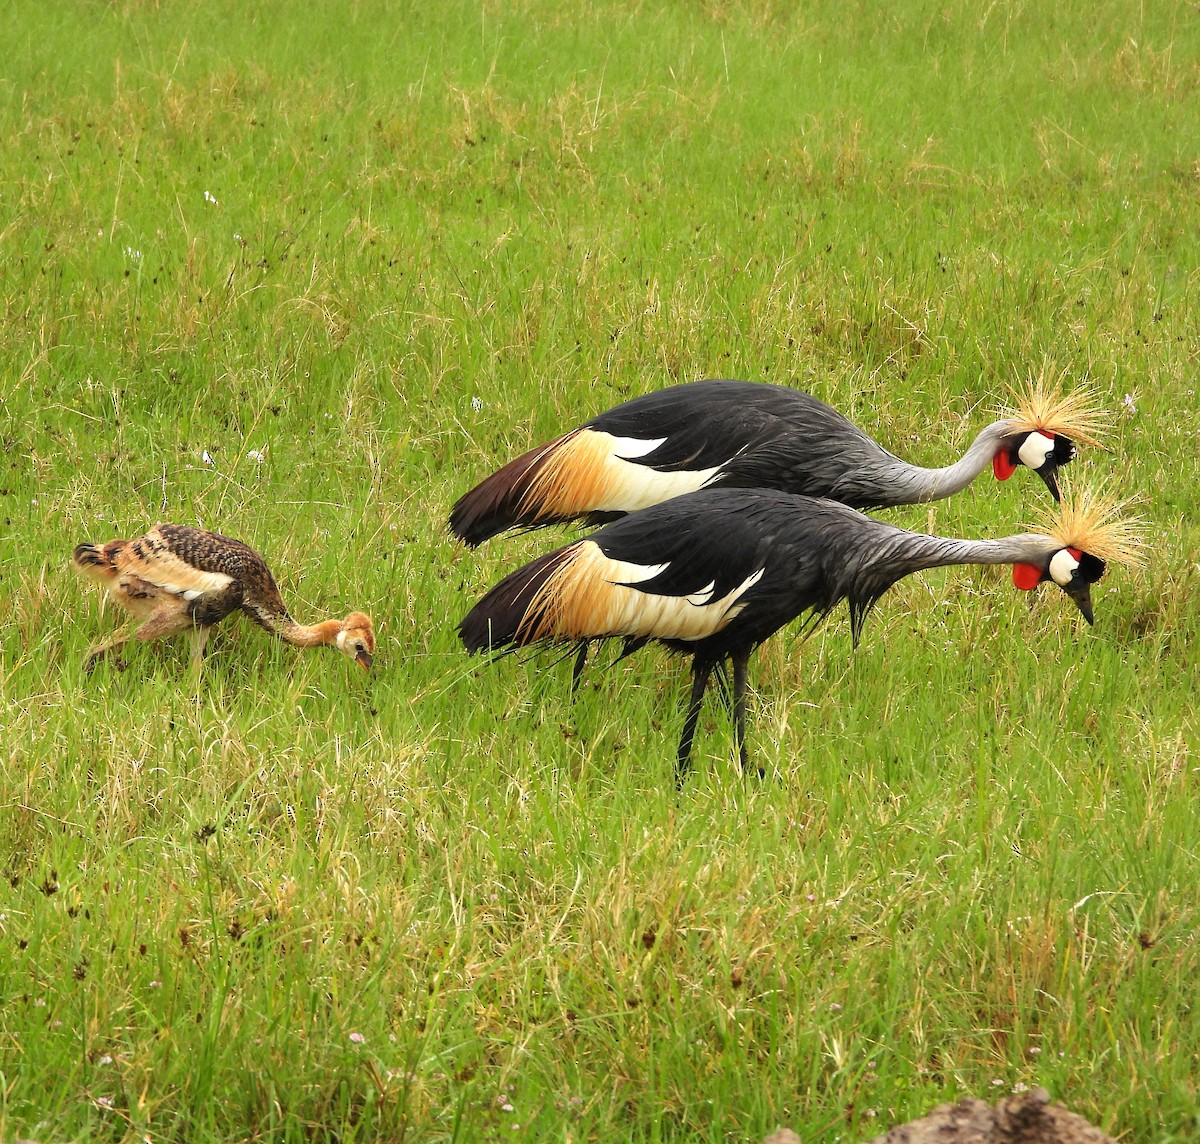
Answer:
[
  {"xmin": 85, "ymin": 607, "xmax": 193, "ymax": 672},
  {"xmin": 84, "ymin": 624, "xmax": 137, "ymax": 672},
  {"xmin": 675, "ymin": 659, "xmax": 713, "ymax": 787},
  {"xmin": 187, "ymin": 626, "xmax": 211, "ymax": 680}
]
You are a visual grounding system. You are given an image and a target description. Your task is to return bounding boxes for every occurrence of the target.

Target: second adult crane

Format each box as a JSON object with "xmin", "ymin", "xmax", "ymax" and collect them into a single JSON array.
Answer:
[
  {"xmin": 450, "ymin": 378, "xmax": 1104, "ymax": 545},
  {"xmin": 460, "ymin": 487, "xmax": 1139, "ymax": 782}
]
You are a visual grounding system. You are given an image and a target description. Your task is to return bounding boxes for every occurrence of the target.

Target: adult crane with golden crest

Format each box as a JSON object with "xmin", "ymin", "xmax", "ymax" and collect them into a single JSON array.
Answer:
[
  {"xmin": 460, "ymin": 488, "xmax": 1140, "ymax": 783},
  {"xmin": 450, "ymin": 377, "xmax": 1105, "ymax": 545}
]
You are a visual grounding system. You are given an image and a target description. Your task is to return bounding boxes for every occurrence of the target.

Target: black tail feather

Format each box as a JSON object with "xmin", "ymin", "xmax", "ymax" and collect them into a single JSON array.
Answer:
[
  {"xmin": 449, "ymin": 433, "xmax": 574, "ymax": 546},
  {"xmin": 458, "ymin": 546, "xmax": 578, "ymax": 652}
]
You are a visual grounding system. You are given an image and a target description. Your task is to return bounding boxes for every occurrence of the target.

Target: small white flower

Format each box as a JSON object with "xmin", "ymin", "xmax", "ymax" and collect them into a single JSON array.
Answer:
[
  {"xmin": 201, "ymin": 450, "xmax": 215, "ymax": 466},
  {"xmin": 246, "ymin": 449, "xmax": 265, "ymax": 463},
  {"xmin": 348, "ymin": 1032, "xmax": 365, "ymax": 1044},
  {"xmin": 204, "ymin": 191, "xmax": 219, "ymax": 205},
  {"xmin": 471, "ymin": 396, "xmax": 483, "ymax": 412},
  {"xmin": 148, "ymin": 980, "xmax": 162, "ymax": 989},
  {"xmin": 234, "ymin": 233, "xmax": 246, "ymax": 247},
  {"xmin": 1122, "ymin": 393, "xmax": 1138, "ymax": 415},
  {"xmin": 99, "ymin": 1055, "xmax": 114, "ymax": 1066},
  {"xmin": 96, "ymin": 1096, "xmax": 114, "ymax": 1110},
  {"xmin": 991, "ymin": 1078, "xmax": 1006, "ymax": 1087}
]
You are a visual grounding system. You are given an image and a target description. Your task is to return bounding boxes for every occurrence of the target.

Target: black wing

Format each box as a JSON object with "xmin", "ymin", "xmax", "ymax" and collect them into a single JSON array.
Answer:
[{"xmin": 585, "ymin": 380, "xmax": 856, "ymax": 472}]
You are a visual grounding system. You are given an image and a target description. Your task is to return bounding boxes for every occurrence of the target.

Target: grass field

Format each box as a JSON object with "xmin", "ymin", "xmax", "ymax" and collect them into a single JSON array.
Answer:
[{"xmin": 1, "ymin": 1, "xmax": 1198, "ymax": 1140}]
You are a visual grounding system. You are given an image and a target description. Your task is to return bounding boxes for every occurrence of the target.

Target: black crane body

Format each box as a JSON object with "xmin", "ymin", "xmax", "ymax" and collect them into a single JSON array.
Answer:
[
  {"xmin": 450, "ymin": 379, "xmax": 1094, "ymax": 547},
  {"xmin": 460, "ymin": 488, "xmax": 1114, "ymax": 782}
]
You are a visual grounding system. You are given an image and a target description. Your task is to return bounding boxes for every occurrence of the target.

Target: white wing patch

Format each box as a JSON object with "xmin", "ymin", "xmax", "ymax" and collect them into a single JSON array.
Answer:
[
  {"xmin": 142, "ymin": 570, "xmax": 234, "ymax": 600},
  {"xmin": 589, "ymin": 431, "xmax": 722, "ymax": 511},
  {"xmin": 521, "ymin": 429, "xmax": 723, "ymax": 517},
  {"xmin": 609, "ymin": 435, "xmax": 667, "ymax": 459},
  {"xmin": 521, "ymin": 541, "xmax": 765, "ymax": 645},
  {"xmin": 607, "ymin": 559, "xmax": 670, "ymax": 584},
  {"xmin": 596, "ymin": 563, "xmax": 765, "ymax": 641}
]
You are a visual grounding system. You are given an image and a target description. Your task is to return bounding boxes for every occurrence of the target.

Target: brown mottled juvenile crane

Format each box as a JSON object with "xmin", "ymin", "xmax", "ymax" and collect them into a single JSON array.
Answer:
[
  {"xmin": 450, "ymin": 377, "xmax": 1105, "ymax": 545},
  {"xmin": 73, "ymin": 524, "xmax": 375, "ymax": 674},
  {"xmin": 460, "ymin": 488, "xmax": 1139, "ymax": 783}
]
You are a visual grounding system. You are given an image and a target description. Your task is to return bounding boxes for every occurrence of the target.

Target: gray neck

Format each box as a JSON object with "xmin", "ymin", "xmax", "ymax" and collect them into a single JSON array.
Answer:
[
  {"xmin": 839, "ymin": 525, "xmax": 1056, "ymax": 647},
  {"xmin": 896, "ymin": 531, "xmax": 1060, "ymax": 573},
  {"xmin": 867, "ymin": 419, "xmax": 1019, "ymax": 505}
]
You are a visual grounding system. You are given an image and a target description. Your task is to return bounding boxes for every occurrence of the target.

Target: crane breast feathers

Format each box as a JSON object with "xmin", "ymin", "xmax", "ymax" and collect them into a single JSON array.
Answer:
[{"xmin": 516, "ymin": 540, "xmax": 764, "ymax": 645}]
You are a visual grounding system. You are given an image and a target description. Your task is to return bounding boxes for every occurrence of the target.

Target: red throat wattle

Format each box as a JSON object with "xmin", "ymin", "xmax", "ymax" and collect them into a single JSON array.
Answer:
[
  {"xmin": 1012, "ymin": 563, "xmax": 1043, "ymax": 590},
  {"xmin": 993, "ymin": 451, "xmax": 1017, "ymax": 481}
]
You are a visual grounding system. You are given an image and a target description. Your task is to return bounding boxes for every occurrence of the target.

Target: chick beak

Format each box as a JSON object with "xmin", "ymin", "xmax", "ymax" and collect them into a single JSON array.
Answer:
[
  {"xmin": 1063, "ymin": 579, "xmax": 1094, "ymax": 625},
  {"xmin": 1036, "ymin": 462, "xmax": 1062, "ymax": 503},
  {"xmin": 356, "ymin": 649, "xmax": 374, "ymax": 671}
]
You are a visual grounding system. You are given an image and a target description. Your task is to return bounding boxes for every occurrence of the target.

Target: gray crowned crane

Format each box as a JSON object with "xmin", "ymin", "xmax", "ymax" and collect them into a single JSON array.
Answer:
[
  {"xmin": 450, "ymin": 377, "xmax": 1105, "ymax": 545},
  {"xmin": 73, "ymin": 523, "xmax": 375, "ymax": 674},
  {"xmin": 459, "ymin": 488, "xmax": 1139, "ymax": 783}
]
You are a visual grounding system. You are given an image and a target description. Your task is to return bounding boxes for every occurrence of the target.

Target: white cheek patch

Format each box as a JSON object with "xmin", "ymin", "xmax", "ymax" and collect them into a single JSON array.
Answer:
[
  {"xmin": 1018, "ymin": 430, "xmax": 1055, "ymax": 470},
  {"xmin": 1049, "ymin": 549, "xmax": 1080, "ymax": 587},
  {"xmin": 336, "ymin": 630, "xmax": 348, "ymax": 650}
]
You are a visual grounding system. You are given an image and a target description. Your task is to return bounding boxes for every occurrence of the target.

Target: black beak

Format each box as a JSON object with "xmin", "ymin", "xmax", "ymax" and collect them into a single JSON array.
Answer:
[
  {"xmin": 356, "ymin": 649, "xmax": 374, "ymax": 671},
  {"xmin": 1036, "ymin": 462, "xmax": 1062, "ymax": 503},
  {"xmin": 1062, "ymin": 579, "xmax": 1094, "ymax": 625}
]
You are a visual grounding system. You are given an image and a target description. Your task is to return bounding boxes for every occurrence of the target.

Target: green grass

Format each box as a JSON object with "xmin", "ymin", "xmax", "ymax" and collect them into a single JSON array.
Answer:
[{"xmin": 2, "ymin": 0, "xmax": 1199, "ymax": 1139}]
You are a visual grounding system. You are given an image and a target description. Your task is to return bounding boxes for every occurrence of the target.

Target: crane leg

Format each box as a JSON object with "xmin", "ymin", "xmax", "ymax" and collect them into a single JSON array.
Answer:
[
  {"xmin": 187, "ymin": 625, "xmax": 211, "ymax": 682},
  {"xmin": 675, "ymin": 659, "xmax": 713, "ymax": 787},
  {"xmin": 84, "ymin": 623, "xmax": 137, "ymax": 672},
  {"xmin": 570, "ymin": 640, "xmax": 589, "ymax": 697},
  {"xmin": 730, "ymin": 649, "xmax": 760, "ymax": 778}
]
